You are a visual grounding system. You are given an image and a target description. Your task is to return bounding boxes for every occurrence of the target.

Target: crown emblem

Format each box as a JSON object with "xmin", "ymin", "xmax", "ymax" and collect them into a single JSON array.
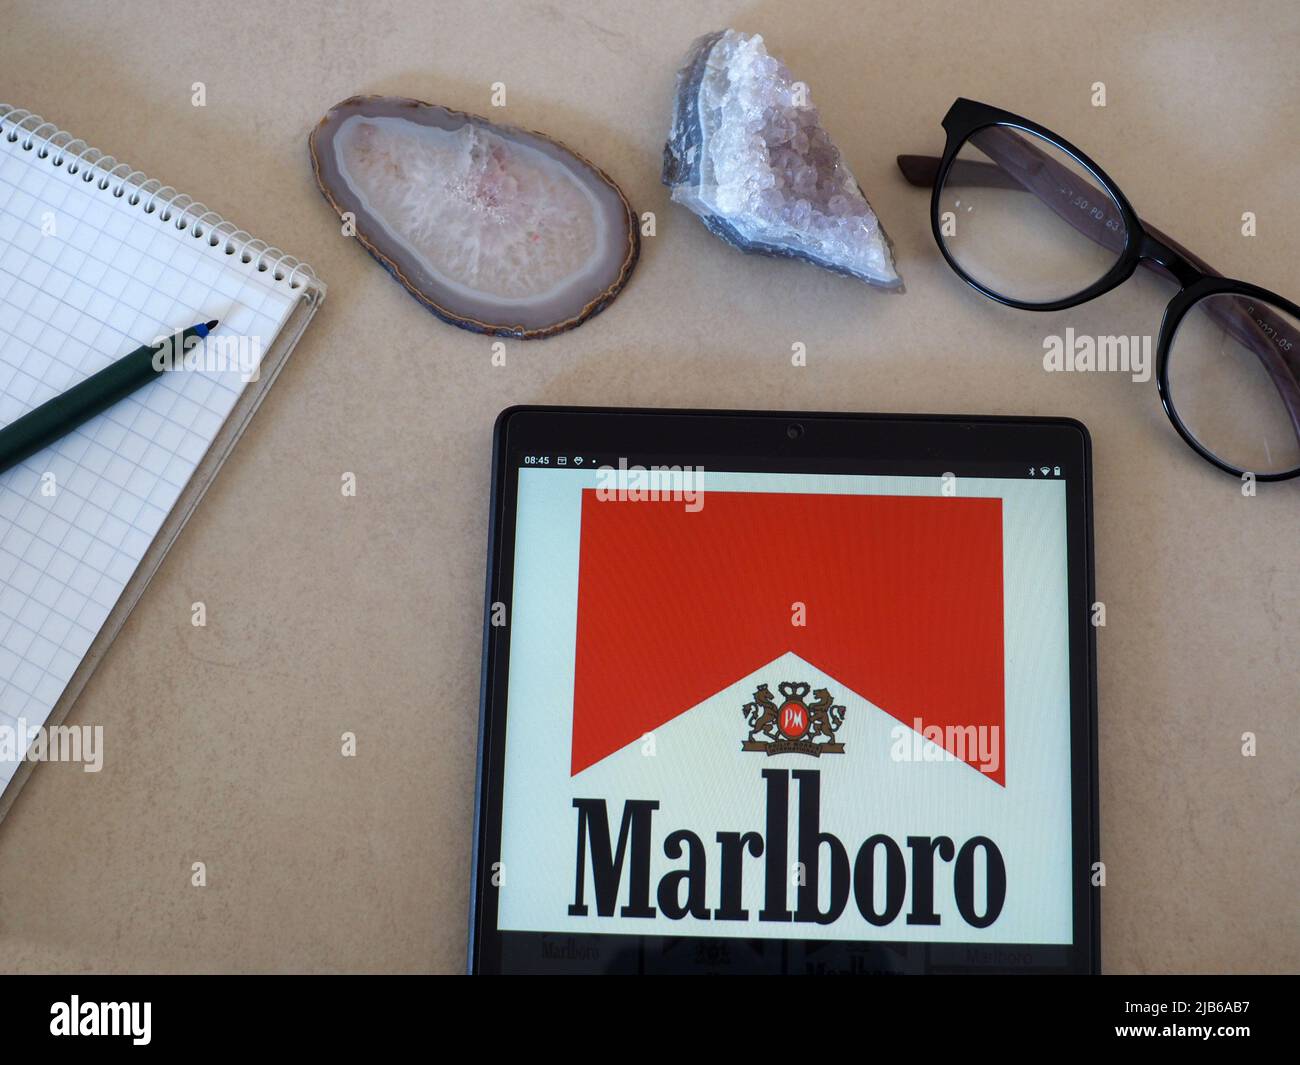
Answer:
[{"xmin": 741, "ymin": 681, "xmax": 846, "ymax": 757}]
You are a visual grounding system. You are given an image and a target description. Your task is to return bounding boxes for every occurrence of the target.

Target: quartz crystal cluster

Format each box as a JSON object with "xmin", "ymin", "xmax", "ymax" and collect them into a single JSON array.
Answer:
[{"xmin": 663, "ymin": 29, "xmax": 901, "ymax": 289}]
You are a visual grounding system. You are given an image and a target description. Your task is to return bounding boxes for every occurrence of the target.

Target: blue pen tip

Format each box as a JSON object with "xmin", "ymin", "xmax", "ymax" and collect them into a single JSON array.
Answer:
[{"xmin": 195, "ymin": 319, "xmax": 218, "ymax": 338}]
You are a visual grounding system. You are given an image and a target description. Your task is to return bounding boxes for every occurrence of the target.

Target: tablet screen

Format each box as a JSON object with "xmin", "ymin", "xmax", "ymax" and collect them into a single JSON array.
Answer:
[{"xmin": 477, "ymin": 421, "xmax": 1094, "ymax": 974}]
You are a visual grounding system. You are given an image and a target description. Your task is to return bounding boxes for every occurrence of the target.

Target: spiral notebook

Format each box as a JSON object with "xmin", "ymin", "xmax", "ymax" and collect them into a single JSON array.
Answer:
[{"xmin": 0, "ymin": 105, "xmax": 325, "ymax": 821}]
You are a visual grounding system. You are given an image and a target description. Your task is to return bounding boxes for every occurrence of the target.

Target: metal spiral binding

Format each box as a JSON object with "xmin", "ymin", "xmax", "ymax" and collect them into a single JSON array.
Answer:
[{"xmin": 0, "ymin": 104, "xmax": 320, "ymax": 295}]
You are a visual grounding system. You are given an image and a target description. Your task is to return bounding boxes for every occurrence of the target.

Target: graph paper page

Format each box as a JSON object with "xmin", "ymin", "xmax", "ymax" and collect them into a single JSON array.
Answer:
[{"xmin": 0, "ymin": 131, "xmax": 299, "ymax": 787}]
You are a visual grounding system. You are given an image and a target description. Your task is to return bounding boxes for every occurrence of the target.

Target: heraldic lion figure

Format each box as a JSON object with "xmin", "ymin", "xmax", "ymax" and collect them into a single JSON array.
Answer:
[
  {"xmin": 742, "ymin": 684, "xmax": 781, "ymax": 741},
  {"xmin": 807, "ymin": 688, "xmax": 846, "ymax": 740}
]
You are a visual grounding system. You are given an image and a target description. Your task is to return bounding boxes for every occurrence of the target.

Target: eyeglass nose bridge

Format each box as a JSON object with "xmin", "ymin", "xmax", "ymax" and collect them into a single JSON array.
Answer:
[{"xmin": 1135, "ymin": 232, "xmax": 1202, "ymax": 288}]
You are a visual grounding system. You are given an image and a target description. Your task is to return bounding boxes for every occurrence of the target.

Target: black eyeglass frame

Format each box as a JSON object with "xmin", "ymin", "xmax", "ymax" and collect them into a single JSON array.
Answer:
[{"xmin": 924, "ymin": 98, "xmax": 1300, "ymax": 482}]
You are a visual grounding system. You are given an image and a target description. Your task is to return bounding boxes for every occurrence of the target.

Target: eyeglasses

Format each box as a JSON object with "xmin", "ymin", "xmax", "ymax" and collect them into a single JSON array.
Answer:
[{"xmin": 898, "ymin": 98, "xmax": 1300, "ymax": 481}]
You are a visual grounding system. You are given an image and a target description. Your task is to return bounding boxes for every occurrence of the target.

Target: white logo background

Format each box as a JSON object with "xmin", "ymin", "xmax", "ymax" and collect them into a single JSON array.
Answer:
[{"xmin": 499, "ymin": 470, "xmax": 1074, "ymax": 944}]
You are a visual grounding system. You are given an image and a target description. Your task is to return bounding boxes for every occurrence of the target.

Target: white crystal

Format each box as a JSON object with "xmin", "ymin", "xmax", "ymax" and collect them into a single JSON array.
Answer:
[{"xmin": 666, "ymin": 29, "xmax": 901, "ymax": 288}]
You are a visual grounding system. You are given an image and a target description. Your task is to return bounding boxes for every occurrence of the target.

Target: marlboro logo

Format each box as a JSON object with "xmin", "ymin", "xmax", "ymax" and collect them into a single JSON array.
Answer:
[
  {"xmin": 572, "ymin": 491, "xmax": 1006, "ymax": 783},
  {"xmin": 741, "ymin": 681, "xmax": 846, "ymax": 757},
  {"xmin": 569, "ymin": 769, "xmax": 1007, "ymax": 929}
]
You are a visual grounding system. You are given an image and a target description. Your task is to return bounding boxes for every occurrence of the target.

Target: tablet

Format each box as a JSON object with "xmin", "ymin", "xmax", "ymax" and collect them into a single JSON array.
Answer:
[{"xmin": 470, "ymin": 407, "xmax": 1098, "ymax": 974}]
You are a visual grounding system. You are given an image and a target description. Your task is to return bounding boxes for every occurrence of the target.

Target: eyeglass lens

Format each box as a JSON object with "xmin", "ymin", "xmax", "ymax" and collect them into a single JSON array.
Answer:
[{"xmin": 936, "ymin": 125, "xmax": 1126, "ymax": 305}]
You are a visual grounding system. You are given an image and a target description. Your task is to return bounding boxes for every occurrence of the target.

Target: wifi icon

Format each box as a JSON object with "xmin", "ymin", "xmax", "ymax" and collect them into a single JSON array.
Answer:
[{"xmin": 1040, "ymin": 466, "xmax": 1050, "ymax": 476}]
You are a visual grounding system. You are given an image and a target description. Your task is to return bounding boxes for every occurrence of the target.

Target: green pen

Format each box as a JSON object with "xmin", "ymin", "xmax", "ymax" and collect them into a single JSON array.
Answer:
[{"xmin": 0, "ymin": 320, "xmax": 218, "ymax": 477}]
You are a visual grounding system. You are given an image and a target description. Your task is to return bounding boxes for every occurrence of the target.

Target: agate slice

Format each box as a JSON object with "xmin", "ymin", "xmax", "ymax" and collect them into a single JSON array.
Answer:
[
  {"xmin": 311, "ymin": 97, "xmax": 639, "ymax": 338},
  {"xmin": 663, "ymin": 30, "xmax": 901, "ymax": 290}
]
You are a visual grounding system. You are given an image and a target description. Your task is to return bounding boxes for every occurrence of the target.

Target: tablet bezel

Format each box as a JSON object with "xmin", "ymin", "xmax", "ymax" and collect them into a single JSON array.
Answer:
[{"xmin": 470, "ymin": 406, "xmax": 1099, "ymax": 974}]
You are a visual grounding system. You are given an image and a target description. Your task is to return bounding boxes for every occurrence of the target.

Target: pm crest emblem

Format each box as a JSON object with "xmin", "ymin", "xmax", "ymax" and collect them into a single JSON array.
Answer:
[{"xmin": 741, "ymin": 681, "xmax": 846, "ymax": 757}]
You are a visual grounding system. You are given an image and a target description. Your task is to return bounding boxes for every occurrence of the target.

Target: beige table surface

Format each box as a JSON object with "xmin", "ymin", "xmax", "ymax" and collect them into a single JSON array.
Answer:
[{"xmin": 0, "ymin": 0, "xmax": 1295, "ymax": 974}]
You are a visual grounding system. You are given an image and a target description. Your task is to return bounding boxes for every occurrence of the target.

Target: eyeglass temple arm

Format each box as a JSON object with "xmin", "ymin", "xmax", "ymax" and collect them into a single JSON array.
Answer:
[
  {"xmin": 900, "ymin": 152, "xmax": 1298, "ymax": 360},
  {"xmin": 899, "ymin": 150, "xmax": 1300, "ymax": 438}
]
